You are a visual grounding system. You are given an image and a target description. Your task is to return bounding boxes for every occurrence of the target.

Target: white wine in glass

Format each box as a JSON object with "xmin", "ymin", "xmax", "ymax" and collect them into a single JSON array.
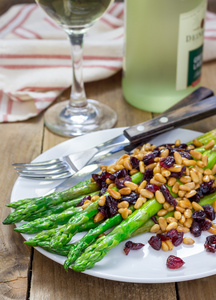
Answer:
[{"xmin": 36, "ymin": 0, "xmax": 117, "ymax": 137}]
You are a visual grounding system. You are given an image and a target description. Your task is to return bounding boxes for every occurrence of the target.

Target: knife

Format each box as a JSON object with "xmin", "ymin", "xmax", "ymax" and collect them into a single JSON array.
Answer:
[{"xmin": 49, "ymin": 87, "xmax": 215, "ymax": 192}]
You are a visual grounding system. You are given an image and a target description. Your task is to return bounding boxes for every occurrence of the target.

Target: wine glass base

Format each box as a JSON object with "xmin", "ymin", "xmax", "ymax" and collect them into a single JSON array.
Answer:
[{"xmin": 44, "ymin": 99, "xmax": 117, "ymax": 137}]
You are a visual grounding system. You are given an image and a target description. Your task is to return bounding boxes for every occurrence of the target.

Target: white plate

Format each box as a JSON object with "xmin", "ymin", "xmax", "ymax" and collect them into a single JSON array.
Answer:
[{"xmin": 11, "ymin": 128, "xmax": 216, "ymax": 283}]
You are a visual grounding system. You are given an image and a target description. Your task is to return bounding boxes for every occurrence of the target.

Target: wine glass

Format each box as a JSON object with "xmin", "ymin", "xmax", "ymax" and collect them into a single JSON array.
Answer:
[{"xmin": 36, "ymin": 0, "xmax": 117, "ymax": 137}]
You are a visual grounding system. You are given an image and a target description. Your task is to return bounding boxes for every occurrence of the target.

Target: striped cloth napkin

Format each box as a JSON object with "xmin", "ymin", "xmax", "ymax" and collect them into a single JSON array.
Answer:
[
  {"xmin": 0, "ymin": 4, "xmax": 216, "ymax": 122},
  {"xmin": 0, "ymin": 2, "xmax": 124, "ymax": 122}
]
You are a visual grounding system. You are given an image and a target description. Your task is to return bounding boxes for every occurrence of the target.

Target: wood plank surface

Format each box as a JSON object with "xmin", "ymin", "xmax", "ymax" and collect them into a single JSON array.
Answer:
[{"xmin": 1, "ymin": 1, "xmax": 216, "ymax": 300}]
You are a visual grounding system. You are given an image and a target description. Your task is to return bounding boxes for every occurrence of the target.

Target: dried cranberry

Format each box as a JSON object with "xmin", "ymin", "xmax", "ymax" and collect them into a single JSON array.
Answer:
[
  {"xmin": 146, "ymin": 183, "xmax": 159, "ymax": 193},
  {"xmin": 191, "ymin": 180, "xmax": 215, "ymax": 202},
  {"xmin": 160, "ymin": 156, "xmax": 175, "ymax": 169},
  {"xmin": 106, "ymin": 195, "xmax": 118, "ymax": 217},
  {"xmin": 192, "ymin": 210, "xmax": 206, "ymax": 221},
  {"xmin": 121, "ymin": 192, "xmax": 139, "ymax": 204},
  {"xmin": 160, "ymin": 184, "xmax": 178, "ymax": 207},
  {"xmin": 166, "ymin": 255, "xmax": 185, "ymax": 269},
  {"xmin": 142, "ymin": 169, "xmax": 154, "ymax": 183},
  {"xmin": 172, "ymin": 232, "xmax": 184, "ymax": 247},
  {"xmin": 123, "ymin": 241, "xmax": 144, "ymax": 255},
  {"xmin": 76, "ymin": 195, "xmax": 91, "ymax": 207},
  {"xmin": 109, "ymin": 168, "xmax": 127, "ymax": 181},
  {"xmin": 201, "ymin": 219, "xmax": 212, "ymax": 231},
  {"xmin": 151, "ymin": 216, "xmax": 158, "ymax": 224},
  {"xmin": 143, "ymin": 150, "xmax": 160, "ymax": 166},
  {"xmin": 204, "ymin": 235, "xmax": 216, "ymax": 253},
  {"xmin": 148, "ymin": 236, "xmax": 162, "ymax": 250},
  {"xmin": 130, "ymin": 156, "xmax": 140, "ymax": 169},
  {"xmin": 203, "ymin": 204, "xmax": 215, "ymax": 221},
  {"xmin": 190, "ymin": 220, "xmax": 202, "ymax": 237},
  {"xmin": 92, "ymin": 171, "xmax": 111, "ymax": 189}
]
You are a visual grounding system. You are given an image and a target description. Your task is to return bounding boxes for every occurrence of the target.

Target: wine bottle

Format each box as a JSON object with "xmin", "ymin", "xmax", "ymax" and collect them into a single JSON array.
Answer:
[{"xmin": 122, "ymin": 0, "xmax": 207, "ymax": 113}]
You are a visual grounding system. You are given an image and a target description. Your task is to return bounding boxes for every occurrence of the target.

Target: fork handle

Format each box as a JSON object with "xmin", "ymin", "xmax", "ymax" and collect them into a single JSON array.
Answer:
[{"xmin": 124, "ymin": 94, "xmax": 216, "ymax": 144}]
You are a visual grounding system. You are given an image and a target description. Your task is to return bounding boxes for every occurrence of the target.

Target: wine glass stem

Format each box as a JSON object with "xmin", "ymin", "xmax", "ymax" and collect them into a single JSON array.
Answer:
[{"xmin": 68, "ymin": 32, "xmax": 87, "ymax": 108}]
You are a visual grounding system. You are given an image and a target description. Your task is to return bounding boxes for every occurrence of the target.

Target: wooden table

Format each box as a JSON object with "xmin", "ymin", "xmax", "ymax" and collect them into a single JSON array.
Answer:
[{"xmin": 1, "ymin": 1, "xmax": 216, "ymax": 299}]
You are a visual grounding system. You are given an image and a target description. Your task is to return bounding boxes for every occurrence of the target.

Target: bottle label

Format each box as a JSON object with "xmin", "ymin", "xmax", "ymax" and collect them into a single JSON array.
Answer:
[{"xmin": 176, "ymin": 1, "xmax": 206, "ymax": 90}]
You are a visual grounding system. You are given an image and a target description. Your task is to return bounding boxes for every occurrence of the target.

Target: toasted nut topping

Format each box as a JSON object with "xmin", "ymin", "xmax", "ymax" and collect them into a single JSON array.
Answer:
[
  {"xmin": 134, "ymin": 198, "xmax": 144, "ymax": 209},
  {"xmin": 193, "ymin": 138, "xmax": 203, "ymax": 147},
  {"xmin": 160, "ymin": 148, "xmax": 169, "ymax": 157},
  {"xmin": 165, "ymin": 240, "xmax": 174, "ymax": 251},
  {"xmin": 183, "ymin": 237, "xmax": 195, "ymax": 245},
  {"xmin": 184, "ymin": 217, "xmax": 193, "ymax": 228},
  {"xmin": 166, "ymin": 222, "xmax": 178, "ymax": 231},
  {"xmin": 157, "ymin": 209, "xmax": 168, "ymax": 217},
  {"xmin": 124, "ymin": 181, "xmax": 138, "ymax": 191},
  {"xmin": 179, "ymin": 176, "xmax": 192, "ymax": 183},
  {"xmin": 158, "ymin": 217, "xmax": 167, "ymax": 231},
  {"xmin": 176, "ymin": 226, "xmax": 190, "ymax": 233},
  {"xmin": 184, "ymin": 209, "xmax": 192, "ymax": 218},
  {"xmin": 212, "ymin": 201, "xmax": 216, "ymax": 213},
  {"xmin": 117, "ymin": 201, "xmax": 129, "ymax": 209},
  {"xmin": 202, "ymin": 155, "xmax": 208, "ymax": 167},
  {"xmin": 192, "ymin": 201, "xmax": 204, "ymax": 211},
  {"xmin": 172, "ymin": 182, "xmax": 179, "ymax": 194},
  {"xmin": 119, "ymin": 187, "xmax": 131, "ymax": 195},
  {"xmin": 140, "ymin": 189, "xmax": 154, "ymax": 199},
  {"xmin": 98, "ymin": 195, "xmax": 106, "ymax": 206},
  {"xmin": 174, "ymin": 151, "xmax": 182, "ymax": 165},
  {"xmin": 150, "ymin": 224, "xmax": 160, "ymax": 233},
  {"xmin": 190, "ymin": 150, "xmax": 202, "ymax": 160},
  {"xmin": 91, "ymin": 195, "xmax": 99, "ymax": 202},
  {"xmin": 168, "ymin": 165, "xmax": 182, "ymax": 172},
  {"xmin": 185, "ymin": 190, "xmax": 197, "ymax": 198},
  {"xmin": 208, "ymin": 227, "xmax": 216, "ymax": 235},
  {"xmin": 190, "ymin": 170, "xmax": 200, "ymax": 183},
  {"xmin": 94, "ymin": 212, "xmax": 104, "ymax": 223},
  {"xmin": 107, "ymin": 188, "xmax": 121, "ymax": 200},
  {"xmin": 167, "ymin": 177, "xmax": 176, "ymax": 187},
  {"xmin": 138, "ymin": 180, "xmax": 147, "ymax": 193},
  {"xmin": 204, "ymin": 139, "xmax": 215, "ymax": 150},
  {"xmin": 139, "ymin": 161, "xmax": 145, "ymax": 173},
  {"xmin": 154, "ymin": 173, "xmax": 166, "ymax": 183},
  {"xmin": 174, "ymin": 211, "xmax": 182, "ymax": 220},
  {"xmin": 183, "ymin": 159, "xmax": 196, "ymax": 167},
  {"xmin": 212, "ymin": 164, "xmax": 216, "ymax": 175},
  {"xmin": 155, "ymin": 190, "xmax": 166, "ymax": 204},
  {"xmin": 161, "ymin": 241, "xmax": 169, "ymax": 251}
]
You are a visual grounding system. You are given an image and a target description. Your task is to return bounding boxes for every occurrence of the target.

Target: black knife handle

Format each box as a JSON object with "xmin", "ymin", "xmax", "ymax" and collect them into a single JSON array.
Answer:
[{"xmin": 124, "ymin": 96, "xmax": 216, "ymax": 143}]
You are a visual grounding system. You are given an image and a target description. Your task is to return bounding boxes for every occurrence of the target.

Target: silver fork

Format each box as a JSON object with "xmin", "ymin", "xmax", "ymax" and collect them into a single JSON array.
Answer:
[{"xmin": 12, "ymin": 134, "xmax": 129, "ymax": 180}]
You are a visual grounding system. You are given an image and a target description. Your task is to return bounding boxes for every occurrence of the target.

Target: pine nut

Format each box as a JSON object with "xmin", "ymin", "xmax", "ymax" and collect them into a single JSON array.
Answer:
[
  {"xmin": 175, "ymin": 139, "xmax": 181, "ymax": 147},
  {"xmin": 179, "ymin": 215, "xmax": 186, "ymax": 224},
  {"xmin": 193, "ymin": 138, "xmax": 203, "ymax": 147},
  {"xmin": 167, "ymin": 217, "xmax": 177, "ymax": 223},
  {"xmin": 120, "ymin": 208, "xmax": 129, "ymax": 219},
  {"xmin": 204, "ymin": 139, "xmax": 215, "ymax": 150},
  {"xmin": 106, "ymin": 178, "xmax": 114, "ymax": 185},
  {"xmin": 161, "ymin": 170, "xmax": 171, "ymax": 178},
  {"xmin": 179, "ymin": 176, "xmax": 192, "ymax": 183},
  {"xmin": 130, "ymin": 169, "xmax": 139, "ymax": 175},
  {"xmin": 98, "ymin": 195, "xmax": 106, "ymax": 206},
  {"xmin": 184, "ymin": 217, "xmax": 193, "ymax": 228},
  {"xmin": 123, "ymin": 159, "xmax": 133, "ymax": 170},
  {"xmin": 192, "ymin": 201, "xmax": 204, "ymax": 211},
  {"xmin": 202, "ymin": 155, "xmax": 208, "ymax": 167},
  {"xmin": 185, "ymin": 190, "xmax": 197, "ymax": 198},
  {"xmin": 119, "ymin": 187, "xmax": 131, "ymax": 195},
  {"xmin": 108, "ymin": 183, "xmax": 116, "ymax": 189},
  {"xmin": 178, "ymin": 190, "xmax": 186, "ymax": 198},
  {"xmin": 174, "ymin": 151, "xmax": 182, "ymax": 165},
  {"xmin": 117, "ymin": 201, "xmax": 129, "ymax": 209},
  {"xmin": 153, "ymin": 163, "xmax": 161, "ymax": 174},
  {"xmin": 150, "ymin": 178, "xmax": 162, "ymax": 186},
  {"xmin": 158, "ymin": 217, "xmax": 167, "ymax": 231},
  {"xmin": 114, "ymin": 164, "xmax": 124, "ymax": 171},
  {"xmin": 190, "ymin": 170, "xmax": 200, "ymax": 183},
  {"xmin": 196, "ymin": 161, "xmax": 205, "ymax": 168},
  {"xmin": 91, "ymin": 195, "xmax": 99, "ymax": 202},
  {"xmin": 190, "ymin": 150, "xmax": 202, "ymax": 160},
  {"xmin": 150, "ymin": 224, "xmax": 160, "ymax": 233},
  {"xmin": 167, "ymin": 206, "xmax": 174, "ymax": 212},
  {"xmin": 160, "ymin": 148, "xmax": 169, "ymax": 157},
  {"xmin": 183, "ymin": 159, "xmax": 196, "ymax": 167},
  {"xmin": 165, "ymin": 240, "xmax": 174, "ymax": 251},
  {"xmin": 107, "ymin": 188, "xmax": 121, "ymax": 200},
  {"xmin": 94, "ymin": 212, "xmax": 104, "ymax": 222},
  {"xmin": 168, "ymin": 165, "xmax": 182, "ymax": 172},
  {"xmin": 161, "ymin": 241, "xmax": 169, "ymax": 251},
  {"xmin": 139, "ymin": 161, "xmax": 145, "ymax": 173},
  {"xmin": 163, "ymin": 202, "xmax": 170, "ymax": 210},
  {"xmin": 184, "ymin": 209, "xmax": 192, "ymax": 218},
  {"xmin": 208, "ymin": 227, "xmax": 216, "ymax": 235},
  {"xmin": 212, "ymin": 164, "xmax": 216, "ymax": 175},
  {"xmin": 157, "ymin": 209, "xmax": 168, "ymax": 217},
  {"xmin": 172, "ymin": 182, "xmax": 179, "ymax": 194},
  {"xmin": 166, "ymin": 222, "xmax": 178, "ymax": 231},
  {"xmin": 194, "ymin": 165, "xmax": 204, "ymax": 174},
  {"xmin": 82, "ymin": 200, "xmax": 91, "ymax": 209},
  {"xmin": 179, "ymin": 185, "xmax": 191, "ymax": 192},
  {"xmin": 154, "ymin": 173, "xmax": 166, "ymax": 183},
  {"xmin": 155, "ymin": 190, "xmax": 166, "ymax": 204},
  {"xmin": 212, "ymin": 201, "xmax": 216, "ymax": 212},
  {"xmin": 177, "ymin": 225, "xmax": 190, "ymax": 233},
  {"xmin": 168, "ymin": 177, "xmax": 176, "ymax": 187},
  {"xmin": 138, "ymin": 180, "xmax": 147, "ymax": 193},
  {"xmin": 140, "ymin": 189, "xmax": 154, "ymax": 199},
  {"xmin": 146, "ymin": 163, "xmax": 157, "ymax": 169},
  {"xmin": 179, "ymin": 199, "xmax": 192, "ymax": 209},
  {"xmin": 134, "ymin": 198, "xmax": 144, "ymax": 209},
  {"xmin": 175, "ymin": 206, "xmax": 185, "ymax": 213},
  {"xmin": 183, "ymin": 237, "xmax": 195, "ymax": 245},
  {"xmin": 203, "ymin": 175, "xmax": 210, "ymax": 182},
  {"xmin": 124, "ymin": 181, "xmax": 138, "ymax": 191},
  {"xmin": 184, "ymin": 182, "xmax": 195, "ymax": 190}
]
